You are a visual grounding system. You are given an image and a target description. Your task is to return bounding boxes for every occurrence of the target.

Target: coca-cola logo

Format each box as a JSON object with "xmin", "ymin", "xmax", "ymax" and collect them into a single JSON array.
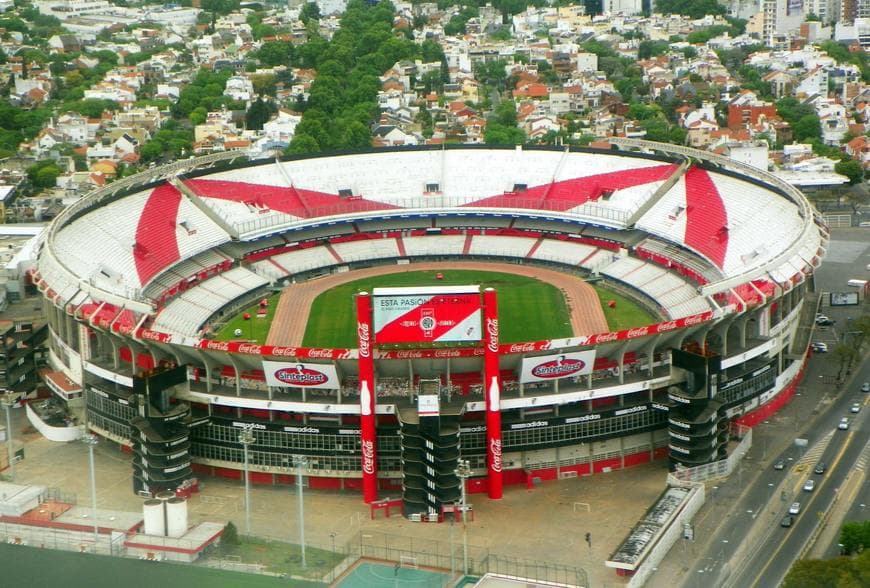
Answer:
[
  {"xmin": 486, "ymin": 318, "xmax": 499, "ymax": 353},
  {"xmin": 531, "ymin": 357, "xmax": 586, "ymax": 379},
  {"xmin": 362, "ymin": 440, "xmax": 375, "ymax": 474},
  {"xmin": 141, "ymin": 329, "xmax": 165, "ymax": 342},
  {"xmin": 273, "ymin": 365, "xmax": 329, "ymax": 386},
  {"xmin": 238, "ymin": 344, "xmax": 262, "ymax": 354},
  {"xmin": 657, "ymin": 321, "xmax": 679, "ymax": 332},
  {"xmin": 490, "ymin": 438, "xmax": 502, "ymax": 473},
  {"xmin": 396, "ymin": 350, "xmax": 424, "ymax": 359},
  {"xmin": 627, "ymin": 327, "xmax": 649, "ymax": 339},
  {"xmin": 684, "ymin": 314, "xmax": 706, "ymax": 326},
  {"xmin": 595, "ymin": 332, "xmax": 619, "ymax": 344},
  {"xmin": 270, "ymin": 346, "xmax": 298, "ymax": 357},
  {"xmin": 508, "ymin": 343, "xmax": 536, "ymax": 353},
  {"xmin": 306, "ymin": 348, "xmax": 335, "ymax": 359},
  {"xmin": 205, "ymin": 340, "xmax": 231, "ymax": 352},
  {"xmin": 358, "ymin": 322, "xmax": 371, "ymax": 358},
  {"xmin": 434, "ymin": 349, "xmax": 461, "ymax": 358}
]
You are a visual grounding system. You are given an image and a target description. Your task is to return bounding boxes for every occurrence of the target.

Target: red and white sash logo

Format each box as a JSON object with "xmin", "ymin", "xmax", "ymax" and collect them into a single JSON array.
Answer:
[
  {"xmin": 358, "ymin": 322, "xmax": 371, "ymax": 358},
  {"xmin": 362, "ymin": 440, "xmax": 375, "ymax": 474},
  {"xmin": 486, "ymin": 318, "xmax": 499, "ymax": 353},
  {"xmin": 490, "ymin": 438, "xmax": 502, "ymax": 473}
]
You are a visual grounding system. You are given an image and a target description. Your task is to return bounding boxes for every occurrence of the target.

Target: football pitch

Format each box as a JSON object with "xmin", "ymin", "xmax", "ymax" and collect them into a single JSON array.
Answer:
[{"xmin": 300, "ymin": 269, "xmax": 573, "ymax": 348}]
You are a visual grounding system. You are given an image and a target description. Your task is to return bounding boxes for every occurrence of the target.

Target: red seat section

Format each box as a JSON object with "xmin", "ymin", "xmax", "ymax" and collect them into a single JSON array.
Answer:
[
  {"xmin": 185, "ymin": 179, "xmax": 397, "ymax": 218},
  {"xmin": 134, "ymin": 183, "xmax": 183, "ymax": 285},
  {"xmin": 465, "ymin": 164, "xmax": 678, "ymax": 211},
  {"xmin": 684, "ymin": 167, "xmax": 728, "ymax": 268}
]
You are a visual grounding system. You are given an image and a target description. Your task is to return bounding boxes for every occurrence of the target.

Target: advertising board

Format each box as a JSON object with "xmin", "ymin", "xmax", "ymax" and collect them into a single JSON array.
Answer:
[
  {"xmin": 262, "ymin": 360, "xmax": 340, "ymax": 389},
  {"xmin": 519, "ymin": 350, "xmax": 597, "ymax": 382},
  {"xmin": 372, "ymin": 286, "xmax": 481, "ymax": 344}
]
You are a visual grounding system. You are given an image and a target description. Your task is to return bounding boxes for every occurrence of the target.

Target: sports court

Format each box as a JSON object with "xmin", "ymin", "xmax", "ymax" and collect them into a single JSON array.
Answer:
[{"xmin": 335, "ymin": 559, "xmax": 453, "ymax": 587}]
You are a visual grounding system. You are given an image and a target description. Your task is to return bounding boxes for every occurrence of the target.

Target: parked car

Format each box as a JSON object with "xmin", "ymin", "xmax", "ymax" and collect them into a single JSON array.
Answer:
[
  {"xmin": 862, "ymin": 382, "xmax": 870, "ymax": 393},
  {"xmin": 774, "ymin": 459, "xmax": 785, "ymax": 470},
  {"xmin": 852, "ymin": 402, "xmax": 861, "ymax": 414},
  {"xmin": 811, "ymin": 342, "xmax": 828, "ymax": 353},
  {"xmin": 781, "ymin": 515, "xmax": 794, "ymax": 528},
  {"xmin": 803, "ymin": 479, "xmax": 815, "ymax": 492},
  {"xmin": 839, "ymin": 417, "xmax": 850, "ymax": 430},
  {"xmin": 789, "ymin": 502, "xmax": 801, "ymax": 515},
  {"xmin": 814, "ymin": 462, "xmax": 826, "ymax": 475},
  {"xmin": 815, "ymin": 316, "xmax": 835, "ymax": 326}
]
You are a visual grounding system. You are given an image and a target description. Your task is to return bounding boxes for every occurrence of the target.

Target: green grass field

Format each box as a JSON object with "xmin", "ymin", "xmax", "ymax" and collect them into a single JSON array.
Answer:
[
  {"xmin": 0, "ymin": 543, "xmax": 325, "ymax": 588},
  {"xmin": 592, "ymin": 284, "xmax": 657, "ymax": 332},
  {"xmin": 214, "ymin": 293, "xmax": 281, "ymax": 343},
  {"xmin": 300, "ymin": 270, "xmax": 573, "ymax": 347}
]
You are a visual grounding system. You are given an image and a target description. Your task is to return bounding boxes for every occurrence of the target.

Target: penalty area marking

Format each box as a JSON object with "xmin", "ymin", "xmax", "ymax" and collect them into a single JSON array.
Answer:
[{"xmin": 573, "ymin": 502, "xmax": 591, "ymax": 513}]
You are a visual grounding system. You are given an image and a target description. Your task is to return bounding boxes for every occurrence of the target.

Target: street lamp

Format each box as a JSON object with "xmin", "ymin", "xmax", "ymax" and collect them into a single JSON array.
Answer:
[
  {"xmin": 455, "ymin": 458, "xmax": 472, "ymax": 576},
  {"xmin": 2, "ymin": 395, "xmax": 15, "ymax": 482},
  {"xmin": 238, "ymin": 429, "xmax": 255, "ymax": 535},
  {"xmin": 81, "ymin": 432, "xmax": 99, "ymax": 550},
  {"xmin": 295, "ymin": 455, "xmax": 308, "ymax": 568}
]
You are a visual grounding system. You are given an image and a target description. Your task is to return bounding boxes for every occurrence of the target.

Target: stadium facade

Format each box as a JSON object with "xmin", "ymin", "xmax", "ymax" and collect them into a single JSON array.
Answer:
[{"xmin": 33, "ymin": 141, "xmax": 827, "ymax": 514}]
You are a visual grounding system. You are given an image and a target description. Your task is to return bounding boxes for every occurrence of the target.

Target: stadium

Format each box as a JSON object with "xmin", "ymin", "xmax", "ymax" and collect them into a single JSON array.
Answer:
[{"xmin": 33, "ymin": 139, "xmax": 827, "ymax": 516}]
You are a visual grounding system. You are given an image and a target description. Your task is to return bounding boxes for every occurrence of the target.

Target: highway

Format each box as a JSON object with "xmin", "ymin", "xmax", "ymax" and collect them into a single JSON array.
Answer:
[{"xmin": 676, "ymin": 357, "xmax": 870, "ymax": 588}]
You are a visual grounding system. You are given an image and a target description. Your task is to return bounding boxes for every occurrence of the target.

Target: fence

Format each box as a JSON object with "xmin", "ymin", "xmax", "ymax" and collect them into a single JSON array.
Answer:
[{"xmin": 348, "ymin": 530, "xmax": 589, "ymax": 587}]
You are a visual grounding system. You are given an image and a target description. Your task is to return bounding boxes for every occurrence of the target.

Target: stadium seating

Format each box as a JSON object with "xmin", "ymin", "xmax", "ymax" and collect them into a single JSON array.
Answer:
[
  {"xmin": 468, "ymin": 235, "xmax": 538, "ymax": 257},
  {"xmin": 529, "ymin": 239, "xmax": 598, "ymax": 266},
  {"xmin": 331, "ymin": 237, "xmax": 400, "ymax": 262},
  {"xmin": 402, "ymin": 235, "xmax": 467, "ymax": 256}
]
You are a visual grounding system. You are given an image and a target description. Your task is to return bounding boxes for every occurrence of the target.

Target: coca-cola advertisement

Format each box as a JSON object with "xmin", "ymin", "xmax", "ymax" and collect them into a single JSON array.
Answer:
[
  {"xmin": 372, "ymin": 285, "xmax": 481, "ymax": 344},
  {"xmin": 262, "ymin": 360, "xmax": 339, "ymax": 389},
  {"xmin": 356, "ymin": 292, "xmax": 378, "ymax": 503},
  {"xmin": 483, "ymin": 288, "xmax": 503, "ymax": 500},
  {"xmin": 519, "ymin": 350, "xmax": 596, "ymax": 383}
]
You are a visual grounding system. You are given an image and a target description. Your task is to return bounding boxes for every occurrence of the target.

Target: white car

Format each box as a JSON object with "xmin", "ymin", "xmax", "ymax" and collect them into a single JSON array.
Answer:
[
  {"xmin": 839, "ymin": 417, "xmax": 850, "ymax": 430},
  {"xmin": 852, "ymin": 403, "xmax": 861, "ymax": 414},
  {"xmin": 789, "ymin": 502, "xmax": 801, "ymax": 515},
  {"xmin": 811, "ymin": 342, "xmax": 828, "ymax": 353},
  {"xmin": 803, "ymin": 479, "xmax": 815, "ymax": 492}
]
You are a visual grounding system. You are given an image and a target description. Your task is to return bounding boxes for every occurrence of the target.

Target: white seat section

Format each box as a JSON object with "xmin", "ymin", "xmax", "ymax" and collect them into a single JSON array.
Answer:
[
  {"xmin": 667, "ymin": 298, "xmax": 711, "ymax": 319},
  {"xmin": 152, "ymin": 267, "xmax": 267, "ymax": 336},
  {"xmin": 174, "ymin": 195, "xmax": 233, "ymax": 262},
  {"xmin": 267, "ymin": 246, "xmax": 338, "ymax": 274},
  {"xmin": 53, "ymin": 189, "xmax": 152, "ymax": 293},
  {"xmin": 196, "ymin": 161, "xmax": 292, "ymax": 187},
  {"xmin": 402, "ymin": 235, "xmax": 466, "ymax": 256},
  {"xmin": 635, "ymin": 237, "xmax": 722, "ymax": 283},
  {"xmin": 38, "ymin": 252, "xmax": 81, "ymax": 304},
  {"xmin": 566, "ymin": 180, "xmax": 666, "ymax": 217},
  {"xmin": 441, "ymin": 150, "xmax": 561, "ymax": 204},
  {"xmin": 531, "ymin": 240, "xmax": 597, "ymax": 265},
  {"xmin": 579, "ymin": 249, "xmax": 614, "ymax": 271},
  {"xmin": 635, "ymin": 176, "xmax": 689, "ymax": 256},
  {"xmin": 712, "ymin": 174, "xmax": 804, "ymax": 276},
  {"xmin": 601, "ymin": 256, "xmax": 646, "ymax": 279},
  {"xmin": 144, "ymin": 249, "xmax": 232, "ymax": 298},
  {"xmin": 195, "ymin": 195, "xmax": 300, "ymax": 235},
  {"xmin": 331, "ymin": 238, "xmax": 399, "ymax": 262},
  {"xmin": 468, "ymin": 235, "xmax": 538, "ymax": 257},
  {"xmin": 280, "ymin": 151, "xmax": 443, "ymax": 206}
]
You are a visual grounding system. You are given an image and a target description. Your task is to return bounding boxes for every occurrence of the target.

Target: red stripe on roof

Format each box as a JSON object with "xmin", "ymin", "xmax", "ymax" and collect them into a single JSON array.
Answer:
[
  {"xmin": 134, "ymin": 183, "xmax": 183, "ymax": 285},
  {"xmin": 684, "ymin": 167, "xmax": 728, "ymax": 268}
]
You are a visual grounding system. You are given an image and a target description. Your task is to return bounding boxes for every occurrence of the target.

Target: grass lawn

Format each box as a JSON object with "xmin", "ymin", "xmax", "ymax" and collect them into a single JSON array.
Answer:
[
  {"xmin": 300, "ymin": 269, "xmax": 573, "ymax": 347},
  {"xmin": 214, "ymin": 535, "xmax": 341, "ymax": 580},
  {"xmin": 591, "ymin": 284, "xmax": 658, "ymax": 332},
  {"xmin": 214, "ymin": 293, "xmax": 281, "ymax": 343},
  {"xmin": 0, "ymin": 543, "xmax": 325, "ymax": 588}
]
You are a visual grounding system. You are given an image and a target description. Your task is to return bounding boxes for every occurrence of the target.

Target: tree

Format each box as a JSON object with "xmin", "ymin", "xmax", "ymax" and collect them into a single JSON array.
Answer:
[
  {"xmin": 793, "ymin": 115, "xmax": 822, "ymax": 143},
  {"xmin": 254, "ymin": 41, "xmax": 295, "ymax": 68},
  {"xmin": 485, "ymin": 122, "xmax": 525, "ymax": 145},
  {"xmin": 245, "ymin": 98, "xmax": 273, "ymax": 131},
  {"xmin": 285, "ymin": 132, "xmax": 320, "ymax": 154},
  {"xmin": 654, "ymin": 0, "xmax": 726, "ymax": 18},
  {"xmin": 494, "ymin": 100, "xmax": 518, "ymax": 127},
  {"xmin": 299, "ymin": 1, "xmax": 320, "ymax": 24},
  {"xmin": 637, "ymin": 40, "xmax": 669, "ymax": 60},
  {"xmin": 222, "ymin": 521, "xmax": 240, "ymax": 546},
  {"xmin": 782, "ymin": 550, "xmax": 870, "ymax": 587},
  {"xmin": 26, "ymin": 161, "xmax": 61, "ymax": 190},
  {"xmin": 835, "ymin": 159, "xmax": 865, "ymax": 185},
  {"xmin": 840, "ymin": 520, "xmax": 870, "ymax": 555}
]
